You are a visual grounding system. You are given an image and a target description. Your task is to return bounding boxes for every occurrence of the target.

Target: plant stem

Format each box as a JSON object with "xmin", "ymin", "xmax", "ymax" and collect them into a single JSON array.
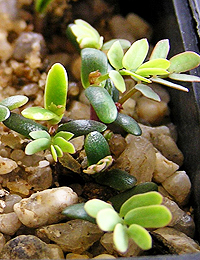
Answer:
[{"xmin": 118, "ymin": 87, "xmax": 138, "ymax": 105}]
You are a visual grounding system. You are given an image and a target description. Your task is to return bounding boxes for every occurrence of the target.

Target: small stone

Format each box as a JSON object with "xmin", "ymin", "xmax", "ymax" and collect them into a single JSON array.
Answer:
[
  {"xmin": 0, "ymin": 235, "xmax": 62, "ymax": 259},
  {"xmin": 162, "ymin": 171, "xmax": 191, "ymax": 206},
  {"xmin": 0, "ymin": 156, "xmax": 18, "ymax": 175},
  {"xmin": 0, "ymin": 212, "xmax": 21, "ymax": 235},
  {"xmin": 3, "ymin": 194, "xmax": 22, "ymax": 213},
  {"xmin": 13, "ymin": 187, "xmax": 78, "ymax": 228},
  {"xmin": 38, "ymin": 219, "xmax": 103, "ymax": 253},
  {"xmin": 66, "ymin": 253, "xmax": 89, "ymax": 259},
  {"xmin": 93, "ymin": 254, "xmax": 116, "ymax": 259},
  {"xmin": 65, "ymin": 100, "xmax": 90, "ymax": 120},
  {"xmin": 0, "ymin": 233, "xmax": 5, "ymax": 254}
]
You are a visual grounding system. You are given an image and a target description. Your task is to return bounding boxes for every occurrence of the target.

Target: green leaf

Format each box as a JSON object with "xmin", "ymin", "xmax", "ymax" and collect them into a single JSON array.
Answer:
[
  {"xmin": 109, "ymin": 70, "xmax": 126, "ymax": 93},
  {"xmin": 85, "ymin": 86, "xmax": 117, "ymax": 124},
  {"xmin": 138, "ymin": 59, "xmax": 170, "ymax": 70},
  {"xmin": 124, "ymin": 205, "xmax": 172, "ymax": 228},
  {"xmin": 135, "ymin": 68, "xmax": 169, "ymax": 77},
  {"xmin": 53, "ymin": 144, "xmax": 63, "ymax": 157},
  {"xmin": 0, "ymin": 105, "xmax": 10, "ymax": 122},
  {"xmin": 25, "ymin": 138, "xmax": 51, "ymax": 155},
  {"xmin": 134, "ymin": 84, "xmax": 161, "ymax": 101},
  {"xmin": 152, "ymin": 77, "xmax": 189, "ymax": 92},
  {"xmin": 84, "ymin": 199, "xmax": 113, "ymax": 218},
  {"xmin": 96, "ymin": 208, "xmax": 122, "ymax": 231},
  {"xmin": 103, "ymin": 39, "xmax": 131, "ymax": 50},
  {"xmin": 81, "ymin": 48, "xmax": 108, "ymax": 88},
  {"xmin": 122, "ymin": 38, "xmax": 149, "ymax": 70},
  {"xmin": 29, "ymin": 130, "xmax": 50, "ymax": 140},
  {"xmin": 120, "ymin": 69, "xmax": 151, "ymax": 83},
  {"xmin": 0, "ymin": 95, "xmax": 29, "ymax": 110},
  {"xmin": 128, "ymin": 224, "xmax": 152, "ymax": 250},
  {"xmin": 168, "ymin": 51, "xmax": 200, "ymax": 73},
  {"xmin": 62, "ymin": 203, "xmax": 96, "ymax": 223},
  {"xmin": 22, "ymin": 107, "xmax": 58, "ymax": 121},
  {"xmin": 169, "ymin": 73, "xmax": 200, "ymax": 82},
  {"xmin": 113, "ymin": 223, "xmax": 129, "ymax": 253},
  {"xmin": 44, "ymin": 63, "xmax": 68, "ymax": 124},
  {"xmin": 57, "ymin": 120, "xmax": 107, "ymax": 138},
  {"xmin": 51, "ymin": 144, "xmax": 58, "ymax": 162},
  {"xmin": 120, "ymin": 191, "xmax": 163, "ymax": 217},
  {"xmin": 113, "ymin": 113, "xmax": 142, "ymax": 136},
  {"xmin": 53, "ymin": 136, "xmax": 75, "ymax": 153},
  {"xmin": 107, "ymin": 40, "xmax": 124, "ymax": 70},
  {"xmin": 54, "ymin": 131, "xmax": 74, "ymax": 141},
  {"xmin": 35, "ymin": 0, "xmax": 54, "ymax": 13},
  {"xmin": 150, "ymin": 39, "xmax": 170, "ymax": 60}
]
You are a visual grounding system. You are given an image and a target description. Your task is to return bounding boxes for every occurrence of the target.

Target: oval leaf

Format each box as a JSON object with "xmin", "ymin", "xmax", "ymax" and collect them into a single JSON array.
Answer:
[
  {"xmin": 109, "ymin": 70, "xmax": 126, "ymax": 93},
  {"xmin": 152, "ymin": 77, "xmax": 189, "ymax": 92},
  {"xmin": 120, "ymin": 191, "xmax": 163, "ymax": 217},
  {"xmin": 134, "ymin": 84, "xmax": 161, "ymax": 101},
  {"xmin": 135, "ymin": 68, "xmax": 169, "ymax": 77},
  {"xmin": 25, "ymin": 138, "xmax": 51, "ymax": 155},
  {"xmin": 122, "ymin": 38, "xmax": 149, "ymax": 70},
  {"xmin": 169, "ymin": 73, "xmax": 200, "ymax": 82},
  {"xmin": 138, "ymin": 59, "xmax": 170, "ymax": 70},
  {"xmin": 96, "ymin": 208, "xmax": 122, "ymax": 231},
  {"xmin": 103, "ymin": 39, "xmax": 131, "ymax": 51},
  {"xmin": 29, "ymin": 130, "xmax": 50, "ymax": 140},
  {"xmin": 113, "ymin": 223, "xmax": 129, "ymax": 253},
  {"xmin": 0, "ymin": 95, "xmax": 29, "ymax": 110},
  {"xmin": 124, "ymin": 205, "xmax": 172, "ymax": 228},
  {"xmin": 84, "ymin": 199, "xmax": 113, "ymax": 218},
  {"xmin": 54, "ymin": 131, "xmax": 74, "ymax": 141},
  {"xmin": 150, "ymin": 39, "xmax": 170, "ymax": 60},
  {"xmin": 0, "ymin": 105, "xmax": 10, "ymax": 122},
  {"xmin": 22, "ymin": 107, "xmax": 58, "ymax": 121},
  {"xmin": 169, "ymin": 51, "xmax": 200, "ymax": 73},
  {"xmin": 51, "ymin": 144, "xmax": 58, "ymax": 162},
  {"xmin": 107, "ymin": 40, "xmax": 124, "ymax": 70},
  {"xmin": 53, "ymin": 136, "xmax": 75, "ymax": 153},
  {"xmin": 128, "ymin": 224, "xmax": 152, "ymax": 250},
  {"xmin": 81, "ymin": 48, "xmax": 108, "ymax": 88},
  {"xmin": 85, "ymin": 86, "xmax": 117, "ymax": 124},
  {"xmin": 54, "ymin": 144, "xmax": 63, "ymax": 157}
]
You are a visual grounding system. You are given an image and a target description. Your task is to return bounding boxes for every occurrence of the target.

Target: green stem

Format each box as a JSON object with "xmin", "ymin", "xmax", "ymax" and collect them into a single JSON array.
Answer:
[
  {"xmin": 96, "ymin": 73, "xmax": 109, "ymax": 84},
  {"xmin": 118, "ymin": 86, "xmax": 138, "ymax": 105}
]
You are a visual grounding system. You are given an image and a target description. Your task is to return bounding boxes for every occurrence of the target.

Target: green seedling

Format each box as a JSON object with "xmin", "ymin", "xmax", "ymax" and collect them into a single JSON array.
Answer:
[
  {"xmin": 35, "ymin": 0, "xmax": 54, "ymax": 13},
  {"xmin": 84, "ymin": 191, "xmax": 172, "ymax": 253}
]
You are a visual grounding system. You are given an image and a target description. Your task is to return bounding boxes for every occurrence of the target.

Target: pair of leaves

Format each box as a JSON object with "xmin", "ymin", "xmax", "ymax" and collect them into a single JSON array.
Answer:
[
  {"xmin": 22, "ymin": 63, "xmax": 68, "ymax": 125},
  {"xmin": 25, "ymin": 130, "xmax": 75, "ymax": 162}
]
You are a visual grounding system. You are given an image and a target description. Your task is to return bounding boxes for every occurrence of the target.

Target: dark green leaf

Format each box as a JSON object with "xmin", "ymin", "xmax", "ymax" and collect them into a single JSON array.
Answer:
[{"xmin": 35, "ymin": 0, "xmax": 54, "ymax": 13}]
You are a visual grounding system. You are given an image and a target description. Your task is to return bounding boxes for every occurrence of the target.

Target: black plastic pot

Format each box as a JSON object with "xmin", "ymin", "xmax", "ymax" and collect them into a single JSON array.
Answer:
[{"xmin": 118, "ymin": 0, "xmax": 200, "ymax": 259}]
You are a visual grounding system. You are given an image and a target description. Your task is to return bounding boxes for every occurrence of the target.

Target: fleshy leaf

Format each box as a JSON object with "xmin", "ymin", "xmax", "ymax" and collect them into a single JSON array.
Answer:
[
  {"xmin": 0, "ymin": 105, "xmax": 10, "ymax": 122},
  {"xmin": 169, "ymin": 73, "xmax": 200, "ymax": 82},
  {"xmin": 135, "ymin": 68, "xmax": 169, "ymax": 77},
  {"xmin": 168, "ymin": 51, "xmax": 200, "ymax": 73},
  {"xmin": 124, "ymin": 205, "xmax": 172, "ymax": 228},
  {"xmin": 81, "ymin": 48, "xmax": 108, "ymax": 88},
  {"xmin": 128, "ymin": 224, "xmax": 152, "ymax": 250},
  {"xmin": 138, "ymin": 59, "xmax": 170, "ymax": 70},
  {"xmin": 122, "ymin": 38, "xmax": 149, "ymax": 70},
  {"xmin": 120, "ymin": 191, "xmax": 163, "ymax": 217},
  {"xmin": 54, "ymin": 144, "xmax": 63, "ymax": 157},
  {"xmin": 53, "ymin": 136, "xmax": 75, "ymax": 153},
  {"xmin": 107, "ymin": 40, "xmax": 124, "ymax": 70},
  {"xmin": 0, "ymin": 95, "xmax": 29, "ymax": 110},
  {"xmin": 120, "ymin": 69, "xmax": 151, "ymax": 83},
  {"xmin": 113, "ymin": 223, "xmax": 129, "ymax": 253},
  {"xmin": 54, "ymin": 131, "xmax": 74, "ymax": 141},
  {"xmin": 134, "ymin": 84, "xmax": 161, "ymax": 101},
  {"xmin": 44, "ymin": 63, "xmax": 68, "ymax": 124},
  {"xmin": 109, "ymin": 70, "xmax": 126, "ymax": 93},
  {"xmin": 84, "ymin": 198, "xmax": 113, "ymax": 218},
  {"xmin": 96, "ymin": 208, "xmax": 122, "ymax": 231},
  {"xmin": 103, "ymin": 39, "xmax": 131, "ymax": 50},
  {"xmin": 150, "ymin": 39, "xmax": 170, "ymax": 60},
  {"xmin": 29, "ymin": 130, "xmax": 50, "ymax": 140},
  {"xmin": 25, "ymin": 138, "xmax": 51, "ymax": 155},
  {"xmin": 51, "ymin": 144, "xmax": 58, "ymax": 162},
  {"xmin": 22, "ymin": 107, "xmax": 58, "ymax": 121},
  {"xmin": 152, "ymin": 77, "xmax": 189, "ymax": 92}
]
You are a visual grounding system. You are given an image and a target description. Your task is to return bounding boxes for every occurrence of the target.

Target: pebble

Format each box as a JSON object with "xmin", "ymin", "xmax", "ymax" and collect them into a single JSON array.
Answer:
[
  {"xmin": 13, "ymin": 187, "xmax": 78, "ymax": 228},
  {"xmin": 3, "ymin": 194, "xmax": 22, "ymax": 213},
  {"xmin": 0, "ymin": 235, "xmax": 63, "ymax": 259},
  {"xmin": 0, "ymin": 212, "xmax": 21, "ymax": 235},
  {"xmin": 65, "ymin": 100, "xmax": 90, "ymax": 120},
  {"xmin": 162, "ymin": 171, "xmax": 191, "ymax": 206},
  {"xmin": 0, "ymin": 156, "xmax": 18, "ymax": 175},
  {"xmin": 37, "ymin": 219, "xmax": 103, "ymax": 253},
  {"xmin": 0, "ymin": 233, "xmax": 5, "ymax": 254}
]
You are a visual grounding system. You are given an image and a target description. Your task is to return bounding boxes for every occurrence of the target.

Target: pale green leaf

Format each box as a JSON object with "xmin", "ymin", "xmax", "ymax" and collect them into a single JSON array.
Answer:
[
  {"xmin": 150, "ymin": 39, "xmax": 170, "ymax": 60},
  {"xmin": 29, "ymin": 130, "xmax": 50, "ymax": 140},
  {"xmin": 54, "ymin": 131, "xmax": 74, "ymax": 141},
  {"xmin": 169, "ymin": 51, "xmax": 200, "ymax": 73},
  {"xmin": 134, "ymin": 84, "xmax": 161, "ymax": 101},
  {"xmin": 135, "ymin": 68, "xmax": 169, "ymax": 77},
  {"xmin": 103, "ymin": 39, "xmax": 131, "ymax": 50},
  {"xmin": 84, "ymin": 199, "xmax": 113, "ymax": 218},
  {"xmin": 75, "ymin": 19, "xmax": 100, "ymax": 40},
  {"xmin": 120, "ymin": 191, "xmax": 163, "ymax": 217},
  {"xmin": 152, "ymin": 77, "xmax": 189, "ymax": 92},
  {"xmin": 122, "ymin": 38, "xmax": 149, "ymax": 70},
  {"xmin": 128, "ymin": 224, "xmax": 152, "ymax": 250},
  {"xmin": 120, "ymin": 69, "xmax": 151, "ymax": 83},
  {"xmin": 109, "ymin": 70, "xmax": 126, "ymax": 93},
  {"xmin": 124, "ymin": 205, "xmax": 172, "ymax": 228},
  {"xmin": 53, "ymin": 137, "xmax": 75, "ymax": 153},
  {"xmin": 0, "ymin": 105, "xmax": 10, "ymax": 122},
  {"xmin": 138, "ymin": 59, "xmax": 170, "ymax": 70},
  {"xmin": 169, "ymin": 73, "xmax": 200, "ymax": 82},
  {"xmin": 25, "ymin": 138, "xmax": 51, "ymax": 155},
  {"xmin": 22, "ymin": 107, "xmax": 58, "ymax": 121},
  {"xmin": 54, "ymin": 144, "xmax": 63, "ymax": 157},
  {"xmin": 107, "ymin": 40, "xmax": 124, "ymax": 70},
  {"xmin": 96, "ymin": 208, "xmax": 122, "ymax": 231},
  {"xmin": 0, "ymin": 95, "xmax": 29, "ymax": 110},
  {"xmin": 113, "ymin": 223, "xmax": 129, "ymax": 253},
  {"xmin": 51, "ymin": 144, "xmax": 58, "ymax": 162}
]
